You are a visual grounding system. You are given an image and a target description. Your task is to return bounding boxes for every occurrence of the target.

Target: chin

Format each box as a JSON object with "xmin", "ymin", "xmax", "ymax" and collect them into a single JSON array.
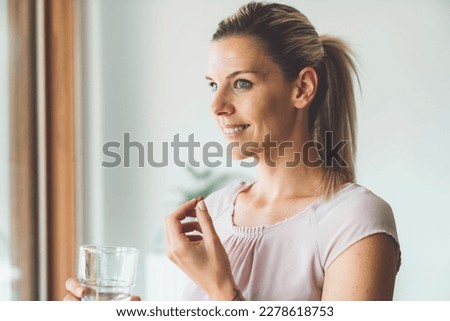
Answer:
[
  {"xmin": 231, "ymin": 152, "xmax": 249, "ymax": 161},
  {"xmin": 225, "ymin": 138, "xmax": 260, "ymax": 158},
  {"xmin": 228, "ymin": 147, "xmax": 260, "ymax": 162}
]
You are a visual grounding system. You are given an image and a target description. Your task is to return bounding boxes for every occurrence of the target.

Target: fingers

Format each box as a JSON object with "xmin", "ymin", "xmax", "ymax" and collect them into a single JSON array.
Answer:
[
  {"xmin": 165, "ymin": 197, "xmax": 204, "ymax": 245},
  {"xmin": 181, "ymin": 221, "xmax": 202, "ymax": 234},
  {"xmin": 171, "ymin": 198, "xmax": 198, "ymax": 221},
  {"xmin": 195, "ymin": 199, "xmax": 219, "ymax": 242},
  {"xmin": 63, "ymin": 293, "xmax": 81, "ymax": 301},
  {"xmin": 165, "ymin": 196, "xmax": 219, "ymax": 262},
  {"xmin": 187, "ymin": 234, "xmax": 203, "ymax": 242},
  {"xmin": 182, "ymin": 221, "xmax": 203, "ymax": 243},
  {"xmin": 64, "ymin": 277, "xmax": 85, "ymax": 300},
  {"xmin": 64, "ymin": 277, "xmax": 142, "ymax": 301},
  {"xmin": 65, "ymin": 277, "xmax": 85, "ymax": 298},
  {"xmin": 165, "ymin": 198, "xmax": 198, "ymax": 240},
  {"xmin": 165, "ymin": 200, "xmax": 196, "ymax": 262}
]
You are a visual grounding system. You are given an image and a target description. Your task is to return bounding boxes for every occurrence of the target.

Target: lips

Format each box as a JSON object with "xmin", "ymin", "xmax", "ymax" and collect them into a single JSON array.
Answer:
[{"xmin": 222, "ymin": 124, "xmax": 250, "ymax": 137}]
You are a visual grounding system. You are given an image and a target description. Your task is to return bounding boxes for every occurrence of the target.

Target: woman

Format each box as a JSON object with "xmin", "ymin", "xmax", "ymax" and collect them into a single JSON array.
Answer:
[
  {"xmin": 65, "ymin": 1, "xmax": 400, "ymax": 301},
  {"xmin": 165, "ymin": 1, "xmax": 401, "ymax": 301}
]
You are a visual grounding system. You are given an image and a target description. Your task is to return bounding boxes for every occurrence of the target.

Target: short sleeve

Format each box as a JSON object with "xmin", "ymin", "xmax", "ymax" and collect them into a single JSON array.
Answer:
[{"xmin": 312, "ymin": 186, "xmax": 401, "ymax": 272}]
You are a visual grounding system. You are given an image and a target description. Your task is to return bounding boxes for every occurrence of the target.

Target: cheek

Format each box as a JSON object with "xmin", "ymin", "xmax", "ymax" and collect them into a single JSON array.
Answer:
[
  {"xmin": 237, "ymin": 88, "xmax": 293, "ymax": 130},
  {"xmin": 240, "ymin": 96, "xmax": 271, "ymax": 125},
  {"xmin": 259, "ymin": 105, "xmax": 295, "ymax": 139}
]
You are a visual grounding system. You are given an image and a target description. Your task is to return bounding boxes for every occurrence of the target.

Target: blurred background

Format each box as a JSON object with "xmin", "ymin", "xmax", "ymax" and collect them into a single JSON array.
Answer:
[{"xmin": 1, "ymin": 0, "xmax": 449, "ymax": 300}]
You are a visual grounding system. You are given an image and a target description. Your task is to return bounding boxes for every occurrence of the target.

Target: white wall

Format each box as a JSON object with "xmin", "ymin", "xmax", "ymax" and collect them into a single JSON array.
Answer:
[{"xmin": 80, "ymin": 0, "xmax": 450, "ymax": 300}]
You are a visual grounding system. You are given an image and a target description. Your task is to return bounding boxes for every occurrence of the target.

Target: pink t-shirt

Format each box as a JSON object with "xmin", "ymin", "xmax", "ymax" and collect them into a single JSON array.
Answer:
[{"xmin": 182, "ymin": 181, "xmax": 401, "ymax": 300}]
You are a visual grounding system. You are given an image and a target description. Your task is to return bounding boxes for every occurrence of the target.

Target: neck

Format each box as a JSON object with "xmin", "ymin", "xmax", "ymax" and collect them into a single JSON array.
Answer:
[
  {"xmin": 246, "ymin": 111, "xmax": 324, "ymax": 201},
  {"xmin": 251, "ymin": 140, "xmax": 324, "ymax": 202}
]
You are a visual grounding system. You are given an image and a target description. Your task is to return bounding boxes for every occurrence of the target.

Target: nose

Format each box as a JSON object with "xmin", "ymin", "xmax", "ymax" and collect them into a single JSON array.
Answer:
[{"xmin": 210, "ymin": 88, "xmax": 235, "ymax": 116}]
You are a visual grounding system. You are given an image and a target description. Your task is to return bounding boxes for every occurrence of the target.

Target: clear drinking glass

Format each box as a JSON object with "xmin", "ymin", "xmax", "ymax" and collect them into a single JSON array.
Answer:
[{"xmin": 77, "ymin": 245, "xmax": 138, "ymax": 301}]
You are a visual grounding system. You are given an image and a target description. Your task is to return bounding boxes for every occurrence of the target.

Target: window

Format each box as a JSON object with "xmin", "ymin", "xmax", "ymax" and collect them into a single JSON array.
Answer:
[{"xmin": 2, "ymin": 0, "xmax": 77, "ymax": 300}]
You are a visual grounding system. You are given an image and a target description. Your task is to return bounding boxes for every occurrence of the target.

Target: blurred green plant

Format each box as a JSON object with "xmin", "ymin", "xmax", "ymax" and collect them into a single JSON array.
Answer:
[{"xmin": 177, "ymin": 166, "xmax": 239, "ymax": 204}]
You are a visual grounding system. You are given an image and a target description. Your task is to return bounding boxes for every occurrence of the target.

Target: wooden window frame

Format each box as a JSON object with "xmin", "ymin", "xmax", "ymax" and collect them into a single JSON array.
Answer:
[
  {"xmin": 44, "ymin": 0, "xmax": 76, "ymax": 301},
  {"xmin": 9, "ymin": 0, "xmax": 77, "ymax": 301}
]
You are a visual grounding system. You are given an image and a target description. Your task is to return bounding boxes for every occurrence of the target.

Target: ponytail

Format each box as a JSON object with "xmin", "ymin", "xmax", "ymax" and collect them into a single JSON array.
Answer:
[
  {"xmin": 212, "ymin": 2, "xmax": 360, "ymax": 198},
  {"xmin": 312, "ymin": 35, "xmax": 359, "ymax": 197}
]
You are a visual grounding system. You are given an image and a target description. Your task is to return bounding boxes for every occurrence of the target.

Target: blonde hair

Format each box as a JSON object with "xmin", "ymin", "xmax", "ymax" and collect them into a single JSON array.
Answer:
[{"xmin": 213, "ymin": 2, "xmax": 359, "ymax": 197}]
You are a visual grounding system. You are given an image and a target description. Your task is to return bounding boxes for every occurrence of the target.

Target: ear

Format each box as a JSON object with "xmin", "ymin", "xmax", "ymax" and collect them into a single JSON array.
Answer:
[{"xmin": 290, "ymin": 67, "xmax": 318, "ymax": 110}]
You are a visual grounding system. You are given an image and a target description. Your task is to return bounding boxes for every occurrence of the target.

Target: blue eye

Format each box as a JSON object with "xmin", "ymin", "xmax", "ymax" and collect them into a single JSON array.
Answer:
[
  {"xmin": 209, "ymin": 82, "xmax": 218, "ymax": 92},
  {"xmin": 234, "ymin": 79, "xmax": 252, "ymax": 90}
]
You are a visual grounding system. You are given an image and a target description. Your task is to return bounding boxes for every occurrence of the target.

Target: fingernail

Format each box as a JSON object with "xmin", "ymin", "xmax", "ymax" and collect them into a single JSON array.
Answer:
[{"xmin": 197, "ymin": 200, "xmax": 206, "ymax": 211}]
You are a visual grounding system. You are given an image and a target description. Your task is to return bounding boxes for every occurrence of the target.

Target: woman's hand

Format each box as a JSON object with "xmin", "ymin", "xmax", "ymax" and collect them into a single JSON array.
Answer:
[
  {"xmin": 63, "ymin": 278, "xmax": 85, "ymax": 301},
  {"xmin": 164, "ymin": 197, "xmax": 238, "ymax": 300},
  {"xmin": 63, "ymin": 277, "xmax": 141, "ymax": 301}
]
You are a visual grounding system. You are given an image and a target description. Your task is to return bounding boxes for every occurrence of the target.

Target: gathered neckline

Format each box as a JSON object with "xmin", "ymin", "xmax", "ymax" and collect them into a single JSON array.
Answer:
[{"xmin": 229, "ymin": 181, "xmax": 356, "ymax": 236}]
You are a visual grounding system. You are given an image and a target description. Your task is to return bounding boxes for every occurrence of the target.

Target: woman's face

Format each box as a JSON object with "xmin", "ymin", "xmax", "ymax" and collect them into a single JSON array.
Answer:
[{"xmin": 206, "ymin": 36, "xmax": 302, "ymax": 160}]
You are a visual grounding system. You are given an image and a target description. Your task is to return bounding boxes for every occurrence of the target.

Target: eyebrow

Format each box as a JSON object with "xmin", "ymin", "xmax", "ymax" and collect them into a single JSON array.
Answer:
[{"xmin": 205, "ymin": 70, "xmax": 258, "ymax": 81}]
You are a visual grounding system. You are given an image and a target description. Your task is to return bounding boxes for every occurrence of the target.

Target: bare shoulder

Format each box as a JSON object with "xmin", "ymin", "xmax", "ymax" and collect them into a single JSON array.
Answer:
[{"xmin": 321, "ymin": 233, "xmax": 400, "ymax": 301}]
